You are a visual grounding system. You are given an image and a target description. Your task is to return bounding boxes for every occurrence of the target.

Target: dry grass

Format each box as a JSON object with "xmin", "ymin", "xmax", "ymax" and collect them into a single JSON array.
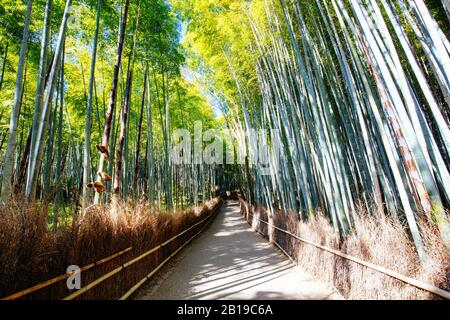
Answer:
[
  {"xmin": 0, "ymin": 197, "xmax": 221, "ymax": 300},
  {"xmin": 239, "ymin": 199, "xmax": 450, "ymax": 300}
]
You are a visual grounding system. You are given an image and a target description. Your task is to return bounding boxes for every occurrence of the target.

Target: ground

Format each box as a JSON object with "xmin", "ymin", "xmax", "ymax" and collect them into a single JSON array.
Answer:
[{"xmin": 134, "ymin": 200, "xmax": 343, "ymax": 300}]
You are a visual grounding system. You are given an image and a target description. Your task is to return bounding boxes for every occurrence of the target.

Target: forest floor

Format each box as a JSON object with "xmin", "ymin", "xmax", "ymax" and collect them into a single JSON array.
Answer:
[{"xmin": 134, "ymin": 200, "xmax": 343, "ymax": 300}]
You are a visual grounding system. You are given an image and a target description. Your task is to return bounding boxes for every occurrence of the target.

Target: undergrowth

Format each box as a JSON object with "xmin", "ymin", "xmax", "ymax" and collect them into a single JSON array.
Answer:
[
  {"xmin": 0, "ymin": 197, "xmax": 221, "ymax": 299},
  {"xmin": 239, "ymin": 198, "xmax": 450, "ymax": 299}
]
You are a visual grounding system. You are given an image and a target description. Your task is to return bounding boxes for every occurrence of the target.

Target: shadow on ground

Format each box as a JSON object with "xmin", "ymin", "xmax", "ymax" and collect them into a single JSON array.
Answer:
[{"xmin": 135, "ymin": 201, "xmax": 341, "ymax": 300}]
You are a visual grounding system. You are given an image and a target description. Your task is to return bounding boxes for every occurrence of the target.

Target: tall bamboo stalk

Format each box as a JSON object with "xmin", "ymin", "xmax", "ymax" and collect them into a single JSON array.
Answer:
[
  {"xmin": 94, "ymin": 0, "xmax": 130, "ymax": 204},
  {"xmin": 1, "ymin": 0, "xmax": 33, "ymax": 202}
]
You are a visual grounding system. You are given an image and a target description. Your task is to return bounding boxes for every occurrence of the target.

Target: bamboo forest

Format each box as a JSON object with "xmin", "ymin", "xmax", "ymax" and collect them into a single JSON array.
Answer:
[{"xmin": 0, "ymin": 0, "xmax": 449, "ymax": 302}]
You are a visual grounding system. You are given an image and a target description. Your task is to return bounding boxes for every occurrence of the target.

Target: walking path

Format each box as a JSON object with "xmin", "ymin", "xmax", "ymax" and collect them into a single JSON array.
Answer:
[{"xmin": 135, "ymin": 200, "xmax": 342, "ymax": 300}]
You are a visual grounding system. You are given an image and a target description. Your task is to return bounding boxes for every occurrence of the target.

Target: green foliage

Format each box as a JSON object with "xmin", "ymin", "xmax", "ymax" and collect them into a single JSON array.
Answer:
[{"xmin": 0, "ymin": 0, "xmax": 221, "ymax": 211}]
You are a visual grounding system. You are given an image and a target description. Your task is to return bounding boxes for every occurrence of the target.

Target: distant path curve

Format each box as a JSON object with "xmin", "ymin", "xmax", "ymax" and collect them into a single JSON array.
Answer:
[{"xmin": 135, "ymin": 200, "xmax": 342, "ymax": 300}]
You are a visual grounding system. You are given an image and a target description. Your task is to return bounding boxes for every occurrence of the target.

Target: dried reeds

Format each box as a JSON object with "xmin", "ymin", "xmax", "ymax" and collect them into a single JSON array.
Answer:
[
  {"xmin": 239, "ymin": 199, "xmax": 450, "ymax": 300},
  {"xmin": 0, "ymin": 197, "xmax": 221, "ymax": 299}
]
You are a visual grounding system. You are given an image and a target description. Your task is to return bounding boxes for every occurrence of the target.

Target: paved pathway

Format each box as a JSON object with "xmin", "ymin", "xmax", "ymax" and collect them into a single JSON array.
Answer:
[{"xmin": 135, "ymin": 200, "xmax": 342, "ymax": 300}]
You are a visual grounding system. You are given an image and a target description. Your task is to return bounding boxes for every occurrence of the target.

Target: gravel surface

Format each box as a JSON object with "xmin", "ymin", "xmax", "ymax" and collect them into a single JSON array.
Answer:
[{"xmin": 134, "ymin": 200, "xmax": 342, "ymax": 300}]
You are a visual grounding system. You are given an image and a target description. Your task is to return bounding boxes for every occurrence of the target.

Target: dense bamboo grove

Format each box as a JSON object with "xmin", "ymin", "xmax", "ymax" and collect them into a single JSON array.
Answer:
[
  {"xmin": 0, "ymin": 0, "xmax": 449, "ymax": 298},
  {"xmin": 173, "ymin": 0, "xmax": 450, "ymax": 260},
  {"xmin": 0, "ymin": 0, "xmax": 224, "ymax": 226}
]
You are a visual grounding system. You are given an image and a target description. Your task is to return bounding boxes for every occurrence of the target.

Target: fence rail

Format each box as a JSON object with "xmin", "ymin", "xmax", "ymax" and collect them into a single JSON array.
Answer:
[
  {"xmin": 64, "ymin": 200, "xmax": 221, "ymax": 300},
  {"xmin": 242, "ymin": 201, "xmax": 450, "ymax": 300},
  {"xmin": 2, "ymin": 247, "xmax": 133, "ymax": 300},
  {"xmin": 2, "ymin": 200, "xmax": 222, "ymax": 300},
  {"xmin": 119, "ymin": 205, "xmax": 220, "ymax": 300}
]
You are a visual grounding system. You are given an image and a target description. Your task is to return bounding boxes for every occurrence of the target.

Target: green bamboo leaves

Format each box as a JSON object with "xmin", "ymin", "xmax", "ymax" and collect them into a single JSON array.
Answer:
[
  {"xmin": 1, "ymin": 0, "xmax": 33, "ymax": 202},
  {"xmin": 215, "ymin": 0, "xmax": 450, "ymax": 258}
]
